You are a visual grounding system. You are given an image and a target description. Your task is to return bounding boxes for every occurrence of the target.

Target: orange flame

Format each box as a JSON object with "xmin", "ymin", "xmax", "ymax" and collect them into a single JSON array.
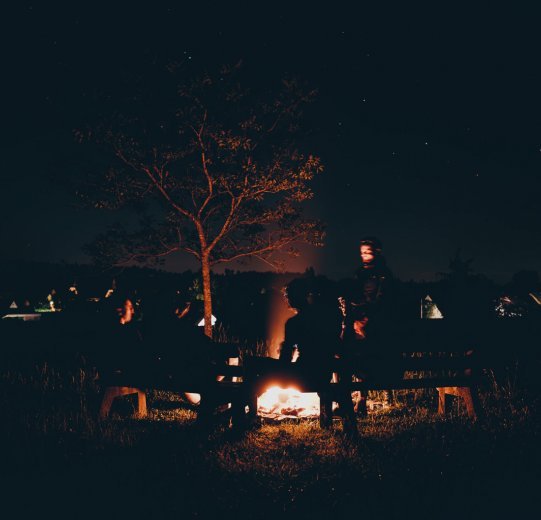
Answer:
[{"xmin": 257, "ymin": 385, "xmax": 320, "ymax": 419}]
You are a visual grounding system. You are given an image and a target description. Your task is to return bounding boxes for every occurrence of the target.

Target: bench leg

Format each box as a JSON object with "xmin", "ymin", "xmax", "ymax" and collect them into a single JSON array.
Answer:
[
  {"xmin": 196, "ymin": 394, "xmax": 213, "ymax": 426},
  {"xmin": 354, "ymin": 391, "xmax": 368, "ymax": 417},
  {"xmin": 99, "ymin": 387, "xmax": 118, "ymax": 419},
  {"xmin": 459, "ymin": 387, "xmax": 479, "ymax": 420},
  {"xmin": 233, "ymin": 382, "xmax": 262, "ymax": 431},
  {"xmin": 438, "ymin": 387, "xmax": 479, "ymax": 420},
  {"xmin": 99, "ymin": 386, "xmax": 147, "ymax": 419},
  {"xmin": 230, "ymin": 399, "xmax": 246, "ymax": 430},
  {"xmin": 334, "ymin": 385, "xmax": 358, "ymax": 435},
  {"xmin": 136, "ymin": 389, "xmax": 147, "ymax": 417},
  {"xmin": 319, "ymin": 393, "xmax": 333, "ymax": 429},
  {"xmin": 248, "ymin": 392, "xmax": 259, "ymax": 419},
  {"xmin": 242, "ymin": 381, "xmax": 263, "ymax": 424},
  {"xmin": 438, "ymin": 387, "xmax": 449, "ymax": 416},
  {"xmin": 230, "ymin": 388, "xmax": 257, "ymax": 432}
]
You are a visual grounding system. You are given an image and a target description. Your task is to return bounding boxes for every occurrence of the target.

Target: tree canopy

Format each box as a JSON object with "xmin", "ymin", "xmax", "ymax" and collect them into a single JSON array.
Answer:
[{"xmin": 76, "ymin": 63, "xmax": 325, "ymax": 335}]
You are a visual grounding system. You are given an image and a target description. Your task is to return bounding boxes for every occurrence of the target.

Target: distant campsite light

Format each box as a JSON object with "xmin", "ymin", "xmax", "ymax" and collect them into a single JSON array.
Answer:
[
  {"xmin": 2, "ymin": 313, "xmax": 41, "ymax": 321},
  {"xmin": 47, "ymin": 291, "xmax": 57, "ymax": 311},
  {"xmin": 3, "ymin": 301, "xmax": 42, "ymax": 321}
]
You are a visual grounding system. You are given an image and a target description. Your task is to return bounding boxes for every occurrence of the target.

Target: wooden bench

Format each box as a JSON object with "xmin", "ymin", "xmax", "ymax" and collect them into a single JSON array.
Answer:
[
  {"xmin": 243, "ymin": 350, "xmax": 483, "ymax": 427},
  {"xmin": 98, "ymin": 356, "xmax": 248, "ymax": 426},
  {"xmin": 97, "ymin": 319, "xmax": 537, "ymax": 430},
  {"xmin": 242, "ymin": 319, "xmax": 515, "ymax": 426}
]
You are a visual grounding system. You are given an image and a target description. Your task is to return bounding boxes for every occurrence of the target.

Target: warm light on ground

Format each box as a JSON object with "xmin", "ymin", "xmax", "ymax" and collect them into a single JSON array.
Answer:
[{"xmin": 257, "ymin": 385, "xmax": 320, "ymax": 419}]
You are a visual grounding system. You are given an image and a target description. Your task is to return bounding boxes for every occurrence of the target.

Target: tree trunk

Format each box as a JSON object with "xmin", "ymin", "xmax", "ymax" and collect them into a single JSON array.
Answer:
[{"xmin": 201, "ymin": 254, "xmax": 213, "ymax": 338}]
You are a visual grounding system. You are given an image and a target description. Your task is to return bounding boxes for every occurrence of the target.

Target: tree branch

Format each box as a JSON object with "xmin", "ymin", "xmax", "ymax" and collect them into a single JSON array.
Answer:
[
  {"xmin": 207, "ymin": 194, "xmax": 241, "ymax": 253},
  {"xmin": 191, "ymin": 112, "xmax": 215, "ymax": 219},
  {"xmin": 114, "ymin": 146, "xmax": 196, "ymax": 222},
  {"xmin": 112, "ymin": 246, "xmax": 181, "ymax": 266},
  {"xmin": 210, "ymin": 232, "xmax": 303, "ymax": 265}
]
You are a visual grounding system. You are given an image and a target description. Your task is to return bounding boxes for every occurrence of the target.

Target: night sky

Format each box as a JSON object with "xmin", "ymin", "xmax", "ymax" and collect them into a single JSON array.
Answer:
[{"xmin": 2, "ymin": 4, "xmax": 541, "ymax": 282}]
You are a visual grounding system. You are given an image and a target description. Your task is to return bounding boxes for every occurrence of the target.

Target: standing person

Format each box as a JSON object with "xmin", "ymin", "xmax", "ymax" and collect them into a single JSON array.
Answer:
[
  {"xmin": 280, "ymin": 277, "xmax": 358, "ymax": 436},
  {"xmin": 340, "ymin": 236, "xmax": 395, "ymax": 410}
]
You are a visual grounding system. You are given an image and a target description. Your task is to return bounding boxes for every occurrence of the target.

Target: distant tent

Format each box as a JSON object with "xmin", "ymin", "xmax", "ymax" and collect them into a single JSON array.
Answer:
[
  {"xmin": 9, "ymin": 301, "xmax": 18, "ymax": 309},
  {"xmin": 421, "ymin": 295, "xmax": 443, "ymax": 319},
  {"xmin": 197, "ymin": 314, "xmax": 217, "ymax": 327}
]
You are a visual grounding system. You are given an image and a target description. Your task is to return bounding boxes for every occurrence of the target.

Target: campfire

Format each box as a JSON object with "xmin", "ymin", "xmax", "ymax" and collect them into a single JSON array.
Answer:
[
  {"xmin": 257, "ymin": 385, "xmax": 320, "ymax": 419},
  {"xmin": 257, "ymin": 385, "xmax": 393, "ymax": 420}
]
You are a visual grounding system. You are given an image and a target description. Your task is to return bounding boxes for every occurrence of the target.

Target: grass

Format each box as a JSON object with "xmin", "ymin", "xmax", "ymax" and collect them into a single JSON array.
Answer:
[{"xmin": 0, "ymin": 355, "xmax": 539, "ymax": 519}]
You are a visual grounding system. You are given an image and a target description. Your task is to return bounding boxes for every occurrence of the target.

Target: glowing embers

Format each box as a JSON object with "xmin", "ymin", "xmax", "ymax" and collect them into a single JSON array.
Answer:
[{"xmin": 257, "ymin": 386, "xmax": 320, "ymax": 419}]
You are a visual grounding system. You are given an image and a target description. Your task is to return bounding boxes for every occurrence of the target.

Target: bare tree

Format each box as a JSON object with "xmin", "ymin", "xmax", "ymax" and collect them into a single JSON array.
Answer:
[{"xmin": 77, "ymin": 64, "xmax": 324, "ymax": 336}]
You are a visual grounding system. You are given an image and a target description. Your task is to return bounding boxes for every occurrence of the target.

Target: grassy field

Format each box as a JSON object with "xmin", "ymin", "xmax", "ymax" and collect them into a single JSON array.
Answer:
[{"xmin": 1, "ymin": 356, "xmax": 539, "ymax": 519}]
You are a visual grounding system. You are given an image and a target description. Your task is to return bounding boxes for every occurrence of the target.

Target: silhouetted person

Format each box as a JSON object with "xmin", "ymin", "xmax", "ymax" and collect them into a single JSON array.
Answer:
[
  {"xmin": 280, "ymin": 277, "xmax": 357, "ymax": 434},
  {"xmin": 341, "ymin": 237, "xmax": 393, "ymax": 338},
  {"xmin": 94, "ymin": 290, "xmax": 144, "ymax": 381},
  {"xmin": 340, "ymin": 236, "xmax": 395, "ymax": 409},
  {"xmin": 142, "ymin": 295, "xmax": 238, "ymax": 404}
]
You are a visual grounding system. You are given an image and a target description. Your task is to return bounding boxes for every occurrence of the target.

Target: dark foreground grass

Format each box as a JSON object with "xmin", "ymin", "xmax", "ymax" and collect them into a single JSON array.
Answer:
[{"xmin": 1, "ymin": 359, "xmax": 540, "ymax": 519}]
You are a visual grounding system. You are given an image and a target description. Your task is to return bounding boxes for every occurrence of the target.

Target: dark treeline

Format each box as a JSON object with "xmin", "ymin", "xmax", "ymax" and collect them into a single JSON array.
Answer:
[{"xmin": 1, "ymin": 258, "xmax": 540, "ymax": 347}]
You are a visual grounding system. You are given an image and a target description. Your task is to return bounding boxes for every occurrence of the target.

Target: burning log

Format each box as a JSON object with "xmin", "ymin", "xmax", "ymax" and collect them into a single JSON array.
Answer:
[{"xmin": 257, "ymin": 386, "xmax": 320, "ymax": 420}]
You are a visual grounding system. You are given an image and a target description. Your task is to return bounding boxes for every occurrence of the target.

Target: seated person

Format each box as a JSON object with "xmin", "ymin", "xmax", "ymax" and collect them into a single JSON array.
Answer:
[
  {"xmin": 142, "ymin": 297, "xmax": 239, "ymax": 404},
  {"xmin": 280, "ymin": 277, "xmax": 356, "ymax": 433}
]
